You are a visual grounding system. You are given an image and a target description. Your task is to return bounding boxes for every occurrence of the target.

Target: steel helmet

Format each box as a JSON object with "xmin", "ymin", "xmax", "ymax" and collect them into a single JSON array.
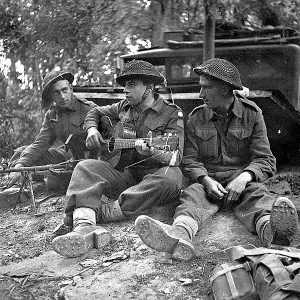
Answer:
[
  {"xmin": 116, "ymin": 60, "xmax": 165, "ymax": 86},
  {"xmin": 193, "ymin": 58, "xmax": 243, "ymax": 90},
  {"xmin": 41, "ymin": 70, "xmax": 74, "ymax": 108}
]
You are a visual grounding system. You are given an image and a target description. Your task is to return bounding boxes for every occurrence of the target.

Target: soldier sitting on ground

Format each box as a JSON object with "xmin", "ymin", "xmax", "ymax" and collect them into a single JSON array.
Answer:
[
  {"xmin": 135, "ymin": 58, "xmax": 299, "ymax": 261},
  {"xmin": 51, "ymin": 60, "xmax": 185, "ymax": 258},
  {"xmin": 4, "ymin": 70, "xmax": 97, "ymax": 191}
]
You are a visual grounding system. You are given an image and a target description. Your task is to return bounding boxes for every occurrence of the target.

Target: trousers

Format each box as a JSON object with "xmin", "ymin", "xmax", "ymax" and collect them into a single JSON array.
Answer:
[
  {"xmin": 65, "ymin": 159, "xmax": 183, "ymax": 218},
  {"xmin": 10, "ymin": 145, "xmax": 70, "ymax": 166},
  {"xmin": 175, "ymin": 169, "xmax": 274, "ymax": 234}
]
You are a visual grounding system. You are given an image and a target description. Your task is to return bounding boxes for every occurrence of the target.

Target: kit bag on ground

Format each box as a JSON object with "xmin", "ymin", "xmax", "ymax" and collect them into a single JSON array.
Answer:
[
  {"xmin": 253, "ymin": 253, "xmax": 300, "ymax": 300},
  {"xmin": 210, "ymin": 245, "xmax": 300, "ymax": 300},
  {"xmin": 210, "ymin": 261, "xmax": 259, "ymax": 300}
]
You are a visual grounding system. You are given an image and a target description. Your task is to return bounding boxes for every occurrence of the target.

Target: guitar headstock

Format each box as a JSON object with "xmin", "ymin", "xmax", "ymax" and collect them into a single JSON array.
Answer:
[{"xmin": 151, "ymin": 134, "xmax": 179, "ymax": 151}]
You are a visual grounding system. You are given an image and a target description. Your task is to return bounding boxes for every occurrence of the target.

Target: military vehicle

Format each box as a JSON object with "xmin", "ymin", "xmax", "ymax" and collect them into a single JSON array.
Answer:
[{"xmin": 74, "ymin": 27, "xmax": 300, "ymax": 162}]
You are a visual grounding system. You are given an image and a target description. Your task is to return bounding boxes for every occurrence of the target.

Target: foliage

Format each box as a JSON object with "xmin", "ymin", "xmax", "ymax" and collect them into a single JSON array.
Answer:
[
  {"xmin": 0, "ymin": 0, "xmax": 299, "ymax": 159},
  {"xmin": 0, "ymin": 74, "xmax": 41, "ymax": 159}
]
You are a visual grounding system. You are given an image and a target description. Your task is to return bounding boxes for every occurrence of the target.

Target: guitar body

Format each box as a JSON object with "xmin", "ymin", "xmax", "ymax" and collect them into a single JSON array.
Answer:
[
  {"xmin": 98, "ymin": 115, "xmax": 179, "ymax": 168},
  {"xmin": 99, "ymin": 116, "xmax": 136, "ymax": 168}
]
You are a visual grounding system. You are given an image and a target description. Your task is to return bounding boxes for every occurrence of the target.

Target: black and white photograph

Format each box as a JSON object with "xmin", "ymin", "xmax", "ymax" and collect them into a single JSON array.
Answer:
[{"xmin": 0, "ymin": 1, "xmax": 300, "ymax": 299}]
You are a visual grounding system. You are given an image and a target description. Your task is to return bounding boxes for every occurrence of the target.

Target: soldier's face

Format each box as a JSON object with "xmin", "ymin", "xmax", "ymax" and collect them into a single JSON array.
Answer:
[
  {"xmin": 123, "ymin": 79, "xmax": 147, "ymax": 106},
  {"xmin": 51, "ymin": 80, "xmax": 73, "ymax": 109},
  {"xmin": 199, "ymin": 75, "xmax": 225, "ymax": 110}
]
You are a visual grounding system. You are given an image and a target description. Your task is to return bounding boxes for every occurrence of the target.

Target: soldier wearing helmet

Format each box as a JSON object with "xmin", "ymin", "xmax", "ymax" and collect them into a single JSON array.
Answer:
[
  {"xmin": 135, "ymin": 58, "xmax": 299, "ymax": 262},
  {"xmin": 52, "ymin": 60, "xmax": 184, "ymax": 258},
  {"xmin": 5, "ymin": 70, "xmax": 97, "ymax": 189}
]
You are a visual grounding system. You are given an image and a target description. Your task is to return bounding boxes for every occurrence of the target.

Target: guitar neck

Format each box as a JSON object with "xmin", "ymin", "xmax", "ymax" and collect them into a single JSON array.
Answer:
[
  {"xmin": 113, "ymin": 138, "xmax": 140, "ymax": 150},
  {"xmin": 105, "ymin": 135, "xmax": 178, "ymax": 152}
]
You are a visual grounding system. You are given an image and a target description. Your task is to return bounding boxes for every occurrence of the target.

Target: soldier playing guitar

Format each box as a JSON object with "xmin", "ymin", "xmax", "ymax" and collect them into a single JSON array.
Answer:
[
  {"xmin": 52, "ymin": 60, "xmax": 185, "ymax": 258},
  {"xmin": 97, "ymin": 115, "xmax": 179, "ymax": 168}
]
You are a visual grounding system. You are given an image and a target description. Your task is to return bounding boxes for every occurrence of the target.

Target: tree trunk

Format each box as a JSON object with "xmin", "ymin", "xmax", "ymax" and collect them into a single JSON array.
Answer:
[
  {"xmin": 150, "ymin": 0, "xmax": 172, "ymax": 47},
  {"xmin": 203, "ymin": 0, "xmax": 216, "ymax": 61}
]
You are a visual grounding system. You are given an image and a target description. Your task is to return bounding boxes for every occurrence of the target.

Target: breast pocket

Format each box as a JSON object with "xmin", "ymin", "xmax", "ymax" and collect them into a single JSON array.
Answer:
[
  {"xmin": 69, "ymin": 115, "xmax": 85, "ymax": 135},
  {"xmin": 144, "ymin": 118, "xmax": 166, "ymax": 135},
  {"xmin": 195, "ymin": 129, "xmax": 218, "ymax": 159},
  {"xmin": 227, "ymin": 128, "xmax": 252, "ymax": 156}
]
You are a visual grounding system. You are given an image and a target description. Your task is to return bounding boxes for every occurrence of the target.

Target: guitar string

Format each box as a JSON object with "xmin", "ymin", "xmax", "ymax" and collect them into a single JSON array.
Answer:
[
  {"xmin": 108, "ymin": 137, "xmax": 176, "ymax": 145},
  {"xmin": 124, "ymin": 148, "xmax": 178, "ymax": 171},
  {"xmin": 124, "ymin": 152, "xmax": 163, "ymax": 169}
]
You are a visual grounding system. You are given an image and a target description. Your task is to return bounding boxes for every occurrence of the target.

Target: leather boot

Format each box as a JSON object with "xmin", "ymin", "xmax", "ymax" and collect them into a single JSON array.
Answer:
[
  {"xmin": 52, "ymin": 223, "xmax": 112, "ymax": 257},
  {"xmin": 52, "ymin": 208, "xmax": 112, "ymax": 257},
  {"xmin": 258, "ymin": 197, "xmax": 298, "ymax": 248},
  {"xmin": 135, "ymin": 215, "xmax": 195, "ymax": 262}
]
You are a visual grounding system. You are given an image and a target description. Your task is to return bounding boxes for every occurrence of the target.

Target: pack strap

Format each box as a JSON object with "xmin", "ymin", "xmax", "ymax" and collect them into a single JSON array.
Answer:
[
  {"xmin": 226, "ymin": 245, "xmax": 300, "ymax": 262},
  {"xmin": 286, "ymin": 262, "xmax": 300, "ymax": 274},
  {"xmin": 210, "ymin": 263, "xmax": 242, "ymax": 299},
  {"xmin": 210, "ymin": 262, "xmax": 250, "ymax": 282}
]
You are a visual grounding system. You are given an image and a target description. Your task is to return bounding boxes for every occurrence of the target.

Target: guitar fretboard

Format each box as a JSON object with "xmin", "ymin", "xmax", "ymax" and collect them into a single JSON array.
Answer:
[
  {"xmin": 112, "ymin": 139, "xmax": 137, "ymax": 150},
  {"xmin": 105, "ymin": 136, "xmax": 177, "ymax": 151}
]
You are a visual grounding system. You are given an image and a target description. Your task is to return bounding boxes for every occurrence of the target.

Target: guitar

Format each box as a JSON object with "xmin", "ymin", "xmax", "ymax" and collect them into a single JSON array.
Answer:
[{"xmin": 98, "ymin": 116, "xmax": 179, "ymax": 167}]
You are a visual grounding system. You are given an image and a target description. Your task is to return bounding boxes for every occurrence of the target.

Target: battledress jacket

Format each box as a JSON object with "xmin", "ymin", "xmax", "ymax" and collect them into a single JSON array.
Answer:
[
  {"xmin": 182, "ymin": 95, "xmax": 276, "ymax": 183},
  {"xmin": 84, "ymin": 94, "xmax": 184, "ymax": 169},
  {"xmin": 17, "ymin": 95, "xmax": 97, "ymax": 167}
]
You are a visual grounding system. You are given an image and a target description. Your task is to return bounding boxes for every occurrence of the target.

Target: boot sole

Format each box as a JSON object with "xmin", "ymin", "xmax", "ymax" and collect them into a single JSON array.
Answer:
[
  {"xmin": 172, "ymin": 239, "xmax": 196, "ymax": 262},
  {"xmin": 270, "ymin": 197, "xmax": 298, "ymax": 246},
  {"xmin": 52, "ymin": 229, "xmax": 112, "ymax": 258},
  {"xmin": 135, "ymin": 216, "xmax": 179, "ymax": 253},
  {"xmin": 135, "ymin": 215, "xmax": 195, "ymax": 261}
]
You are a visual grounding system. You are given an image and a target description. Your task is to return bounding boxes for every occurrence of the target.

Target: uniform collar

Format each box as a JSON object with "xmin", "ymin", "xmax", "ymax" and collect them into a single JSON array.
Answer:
[
  {"xmin": 210, "ymin": 95, "xmax": 242, "ymax": 120},
  {"xmin": 150, "ymin": 93, "xmax": 164, "ymax": 113},
  {"xmin": 124, "ymin": 93, "xmax": 165, "ymax": 114}
]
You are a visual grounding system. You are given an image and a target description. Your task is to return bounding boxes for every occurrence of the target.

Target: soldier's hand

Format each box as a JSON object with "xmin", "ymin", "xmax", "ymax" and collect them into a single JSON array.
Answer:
[
  {"xmin": 5, "ymin": 164, "xmax": 24, "ymax": 188},
  {"xmin": 86, "ymin": 127, "xmax": 105, "ymax": 150},
  {"xmin": 6, "ymin": 172, "xmax": 21, "ymax": 188},
  {"xmin": 135, "ymin": 139, "xmax": 154, "ymax": 156},
  {"xmin": 201, "ymin": 176, "xmax": 227, "ymax": 201},
  {"xmin": 225, "ymin": 171, "xmax": 253, "ymax": 204}
]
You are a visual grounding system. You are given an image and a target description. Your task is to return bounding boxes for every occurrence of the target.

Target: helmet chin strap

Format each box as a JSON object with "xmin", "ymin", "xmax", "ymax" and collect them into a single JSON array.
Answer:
[{"xmin": 140, "ymin": 84, "xmax": 153, "ymax": 103}]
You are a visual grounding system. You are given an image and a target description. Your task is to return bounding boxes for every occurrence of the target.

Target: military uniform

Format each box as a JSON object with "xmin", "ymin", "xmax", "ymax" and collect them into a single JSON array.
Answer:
[
  {"xmin": 65, "ymin": 94, "xmax": 184, "ymax": 219},
  {"xmin": 11, "ymin": 70, "xmax": 97, "ymax": 167},
  {"xmin": 175, "ymin": 95, "xmax": 276, "ymax": 235},
  {"xmin": 51, "ymin": 60, "xmax": 185, "ymax": 258},
  {"xmin": 6, "ymin": 70, "xmax": 97, "ymax": 192},
  {"xmin": 15, "ymin": 95, "xmax": 97, "ymax": 167},
  {"xmin": 134, "ymin": 58, "xmax": 298, "ymax": 262}
]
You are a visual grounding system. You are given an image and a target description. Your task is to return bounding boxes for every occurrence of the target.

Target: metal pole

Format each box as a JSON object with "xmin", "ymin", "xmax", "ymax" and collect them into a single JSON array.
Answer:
[{"xmin": 203, "ymin": 0, "xmax": 216, "ymax": 62}]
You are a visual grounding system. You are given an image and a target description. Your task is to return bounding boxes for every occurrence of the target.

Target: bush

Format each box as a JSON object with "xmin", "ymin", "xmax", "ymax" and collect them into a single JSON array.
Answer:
[{"xmin": 0, "ymin": 84, "xmax": 42, "ymax": 160}]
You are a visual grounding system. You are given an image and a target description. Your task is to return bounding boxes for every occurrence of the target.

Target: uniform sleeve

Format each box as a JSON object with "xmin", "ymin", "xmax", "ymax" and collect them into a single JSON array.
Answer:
[
  {"xmin": 181, "ymin": 115, "xmax": 209, "ymax": 181},
  {"xmin": 146, "ymin": 107, "xmax": 184, "ymax": 167},
  {"xmin": 84, "ymin": 101, "xmax": 123, "ymax": 131},
  {"xmin": 243, "ymin": 111, "xmax": 276, "ymax": 182},
  {"xmin": 17, "ymin": 111, "xmax": 57, "ymax": 167}
]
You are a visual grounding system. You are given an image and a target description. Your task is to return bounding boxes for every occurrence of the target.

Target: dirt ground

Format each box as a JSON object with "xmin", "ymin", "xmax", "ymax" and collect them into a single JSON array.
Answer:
[{"xmin": 1, "ymin": 165, "xmax": 300, "ymax": 300}]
